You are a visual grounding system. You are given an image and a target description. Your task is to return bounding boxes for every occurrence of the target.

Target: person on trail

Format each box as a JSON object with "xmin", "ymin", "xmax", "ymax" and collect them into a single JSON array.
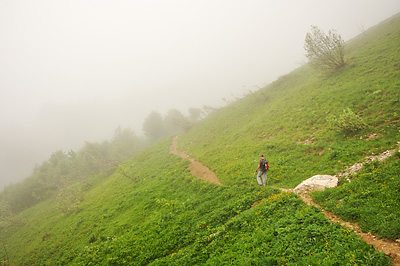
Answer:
[{"xmin": 255, "ymin": 154, "xmax": 268, "ymax": 186}]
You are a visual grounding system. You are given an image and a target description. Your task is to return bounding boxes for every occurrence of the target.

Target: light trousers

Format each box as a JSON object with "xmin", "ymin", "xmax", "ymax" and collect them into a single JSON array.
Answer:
[{"xmin": 257, "ymin": 171, "xmax": 266, "ymax": 186}]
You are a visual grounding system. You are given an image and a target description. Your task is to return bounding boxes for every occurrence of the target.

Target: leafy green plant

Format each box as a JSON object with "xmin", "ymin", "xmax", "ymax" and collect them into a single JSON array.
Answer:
[
  {"xmin": 304, "ymin": 25, "xmax": 345, "ymax": 72},
  {"xmin": 56, "ymin": 181, "xmax": 83, "ymax": 215},
  {"xmin": 150, "ymin": 192, "xmax": 389, "ymax": 266},
  {"xmin": 327, "ymin": 108, "xmax": 367, "ymax": 133}
]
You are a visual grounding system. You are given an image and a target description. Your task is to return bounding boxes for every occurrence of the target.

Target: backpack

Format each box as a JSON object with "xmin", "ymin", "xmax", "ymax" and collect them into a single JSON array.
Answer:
[{"xmin": 261, "ymin": 158, "xmax": 269, "ymax": 171}]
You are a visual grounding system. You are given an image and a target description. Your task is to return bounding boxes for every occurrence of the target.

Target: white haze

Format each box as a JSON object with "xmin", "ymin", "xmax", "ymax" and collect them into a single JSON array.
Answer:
[{"xmin": 1, "ymin": 0, "xmax": 399, "ymax": 190}]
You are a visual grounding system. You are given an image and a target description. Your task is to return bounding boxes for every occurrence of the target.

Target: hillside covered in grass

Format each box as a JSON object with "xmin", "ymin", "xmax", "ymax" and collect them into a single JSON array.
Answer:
[
  {"xmin": 1, "ymin": 13, "xmax": 400, "ymax": 266},
  {"xmin": 178, "ymin": 13, "xmax": 400, "ymax": 189}
]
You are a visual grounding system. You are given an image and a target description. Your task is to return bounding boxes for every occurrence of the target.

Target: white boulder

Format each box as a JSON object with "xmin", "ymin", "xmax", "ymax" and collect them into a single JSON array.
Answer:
[{"xmin": 293, "ymin": 175, "xmax": 338, "ymax": 195}]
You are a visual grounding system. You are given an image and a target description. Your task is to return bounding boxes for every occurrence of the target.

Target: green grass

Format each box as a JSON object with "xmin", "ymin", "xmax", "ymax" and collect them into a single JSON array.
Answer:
[
  {"xmin": 177, "ymin": 14, "xmax": 400, "ymax": 189},
  {"xmin": 0, "ymin": 139, "xmax": 391, "ymax": 265},
  {"xmin": 149, "ymin": 192, "xmax": 388, "ymax": 266},
  {"xmin": 312, "ymin": 153, "xmax": 400, "ymax": 241},
  {"xmin": 1, "ymin": 13, "xmax": 400, "ymax": 266}
]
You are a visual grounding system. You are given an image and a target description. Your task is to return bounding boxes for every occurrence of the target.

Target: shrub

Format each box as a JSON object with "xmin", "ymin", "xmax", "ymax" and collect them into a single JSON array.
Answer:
[
  {"xmin": 328, "ymin": 108, "xmax": 366, "ymax": 133},
  {"xmin": 304, "ymin": 25, "xmax": 345, "ymax": 72},
  {"xmin": 56, "ymin": 181, "xmax": 83, "ymax": 214}
]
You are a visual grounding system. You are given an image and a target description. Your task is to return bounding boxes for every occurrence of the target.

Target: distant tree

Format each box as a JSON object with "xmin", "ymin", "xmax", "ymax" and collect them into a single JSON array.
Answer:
[
  {"xmin": 0, "ymin": 177, "xmax": 42, "ymax": 213},
  {"xmin": 188, "ymin": 107, "xmax": 202, "ymax": 122},
  {"xmin": 202, "ymin": 105, "xmax": 219, "ymax": 116},
  {"xmin": 163, "ymin": 109, "xmax": 185, "ymax": 135},
  {"xmin": 0, "ymin": 200, "xmax": 24, "ymax": 228},
  {"xmin": 77, "ymin": 141, "xmax": 113, "ymax": 174},
  {"xmin": 304, "ymin": 26, "xmax": 345, "ymax": 72},
  {"xmin": 143, "ymin": 111, "xmax": 165, "ymax": 140},
  {"xmin": 110, "ymin": 127, "xmax": 142, "ymax": 162},
  {"xmin": 0, "ymin": 126, "xmax": 148, "ymax": 214}
]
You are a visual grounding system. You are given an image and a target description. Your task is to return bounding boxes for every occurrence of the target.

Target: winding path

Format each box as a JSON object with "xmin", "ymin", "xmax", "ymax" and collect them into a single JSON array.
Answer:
[
  {"xmin": 169, "ymin": 136, "xmax": 222, "ymax": 186},
  {"xmin": 170, "ymin": 135, "xmax": 399, "ymax": 264},
  {"xmin": 286, "ymin": 142, "xmax": 400, "ymax": 265},
  {"xmin": 281, "ymin": 188, "xmax": 400, "ymax": 265}
]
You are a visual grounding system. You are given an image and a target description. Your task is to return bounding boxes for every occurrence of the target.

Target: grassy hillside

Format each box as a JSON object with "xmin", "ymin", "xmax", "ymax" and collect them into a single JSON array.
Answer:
[
  {"xmin": 0, "ymin": 140, "xmax": 390, "ymax": 265},
  {"xmin": 1, "ymin": 13, "xmax": 400, "ymax": 265},
  {"xmin": 178, "ymin": 13, "xmax": 400, "ymax": 189}
]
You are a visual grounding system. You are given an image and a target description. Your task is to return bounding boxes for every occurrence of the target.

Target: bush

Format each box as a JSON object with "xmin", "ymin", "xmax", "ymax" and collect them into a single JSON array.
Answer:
[
  {"xmin": 328, "ymin": 108, "xmax": 366, "ymax": 133},
  {"xmin": 304, "ymin": 25, "xmax": 345, "ymax": 72},
  {"xmin": 56, "ymin": 181, "xmax": 83, "ymax": 214}
]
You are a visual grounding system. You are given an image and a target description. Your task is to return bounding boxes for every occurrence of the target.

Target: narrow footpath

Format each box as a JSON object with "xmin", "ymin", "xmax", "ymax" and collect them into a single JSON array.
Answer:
[
  {"xmin": 169, "ymin": 136, "xmax": 222, "ymax": 186},
  {"xmin": 281, "ymin": 188, "xmax": 400, "ymax": 266},
  {"xmin": 170, "ymin": 136, "xmax": 400, "ymax": 265}
]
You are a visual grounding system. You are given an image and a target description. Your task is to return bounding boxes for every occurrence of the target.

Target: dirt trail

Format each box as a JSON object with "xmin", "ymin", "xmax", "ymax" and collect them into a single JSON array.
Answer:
[
  {"xmin": 284, "ymin": 141, "xmax": 400, "ymax": 265},
  {"xmin": 169, "ymin": 136, "xmax": 222, "ymax": 186},
  {"xmin": 280, "ymin": 188, "xmax": 400, "ymax": 265},
  {"xmin": 171, "ymin": 135, "xmax": 399, "ymax": 264}
]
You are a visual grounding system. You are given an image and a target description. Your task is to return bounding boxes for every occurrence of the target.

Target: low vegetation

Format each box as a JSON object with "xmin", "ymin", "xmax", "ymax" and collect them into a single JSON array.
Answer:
[
  {"xmin": 1, "ymin": 13, "xmax": 400, "ymax": 266},
  {"xmin": 327, "ymin": 108, "xmax": 367, "ymax": 133},
  {"xmin": 312, "ymin": 153, "xmax": 400, "ymax": 241},
  {"xmin": 0, "ymin": 141, "xmax": 390, "ymax": 265}
]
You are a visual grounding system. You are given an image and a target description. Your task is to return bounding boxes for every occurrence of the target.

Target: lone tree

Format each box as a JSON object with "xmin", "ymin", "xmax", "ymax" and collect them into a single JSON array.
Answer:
[
  {"xmin": 143, "ymin": 110, "xmax": 165, "ymax": 140},
  {"xmin": 304, "ymin": 26, "xmax": 345, "ymax": 72}
]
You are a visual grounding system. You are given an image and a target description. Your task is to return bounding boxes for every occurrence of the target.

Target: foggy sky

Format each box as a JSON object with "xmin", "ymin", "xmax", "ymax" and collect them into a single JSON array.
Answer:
[{"xmin": 1, "ymin": 0, "xmax": 400, "ymax": 190}]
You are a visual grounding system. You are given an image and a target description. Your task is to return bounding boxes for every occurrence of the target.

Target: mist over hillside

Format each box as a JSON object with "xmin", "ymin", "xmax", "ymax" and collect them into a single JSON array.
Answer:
[
  {"xmin": 1, "ymin": 10, "xmax": 399, "ymax": 265},
  {"xmin": 1, "ymin": 1, "xmax": 400, "ymax": 190}
]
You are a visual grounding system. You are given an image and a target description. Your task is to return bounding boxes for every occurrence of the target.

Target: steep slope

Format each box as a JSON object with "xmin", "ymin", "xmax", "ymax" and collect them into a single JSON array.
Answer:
[
  {"xmin": 1, "ymin": 13, "xmax": 400, "ymax": 266},
  {"xmin": 0, "ymin": 140, "xmax": 390, "ymax": 265},
  {"xmin": 178, "ymin": 13, "xmax": 400, "ymax": 188},
  {"xmin": 170, "ymin": 136, "xmax": 223, "ymax": 185}
]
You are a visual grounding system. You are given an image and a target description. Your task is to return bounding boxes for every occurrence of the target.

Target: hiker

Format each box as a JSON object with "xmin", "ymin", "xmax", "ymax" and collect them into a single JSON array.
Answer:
[{"xmin": 255, "ymin": 153, "xmax": 268, "ymax": 186}]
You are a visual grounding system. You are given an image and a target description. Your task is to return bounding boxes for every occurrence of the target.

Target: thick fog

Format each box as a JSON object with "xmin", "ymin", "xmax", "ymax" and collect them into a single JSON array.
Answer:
[{"xmin": 1, "ymin": 0, "xmax": 400, "ymax": 190}]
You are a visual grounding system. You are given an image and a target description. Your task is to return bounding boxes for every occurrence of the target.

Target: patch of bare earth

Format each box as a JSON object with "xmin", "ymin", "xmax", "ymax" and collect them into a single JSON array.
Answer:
[
  {"xmin": 337, "ymin": 141, "xmax": 400, "ymax": 183},
  {"xmin": 285, "ymin": 189, "xmax": 400, "ymax": 266},
  {"xmin": 171, "ymin": 135, "xmax": 400, "ymax": 264},
  {"xmin": 169, "ymin": 136, "xmax": 222, "ymax": 186},
  {"xmin": 283, "ymin": 142, "xmax": 400, "ymax": 265}
]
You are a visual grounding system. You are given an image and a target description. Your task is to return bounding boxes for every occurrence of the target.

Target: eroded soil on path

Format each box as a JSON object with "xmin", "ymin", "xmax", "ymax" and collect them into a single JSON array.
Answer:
[
  {"xmin": 285, "ymin": 141, "xmax": 400, "ymax": 265},
  {"xmin": 171, "ymin": 135, "xmax": 399, "ymax": 264},
  {"xmin": 169, "ymin": 136, "xmax": 222, "ymax": 186},
  {"xmin": 281, "ymin": 188, "xmax": 400, "ymax": 265}
]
